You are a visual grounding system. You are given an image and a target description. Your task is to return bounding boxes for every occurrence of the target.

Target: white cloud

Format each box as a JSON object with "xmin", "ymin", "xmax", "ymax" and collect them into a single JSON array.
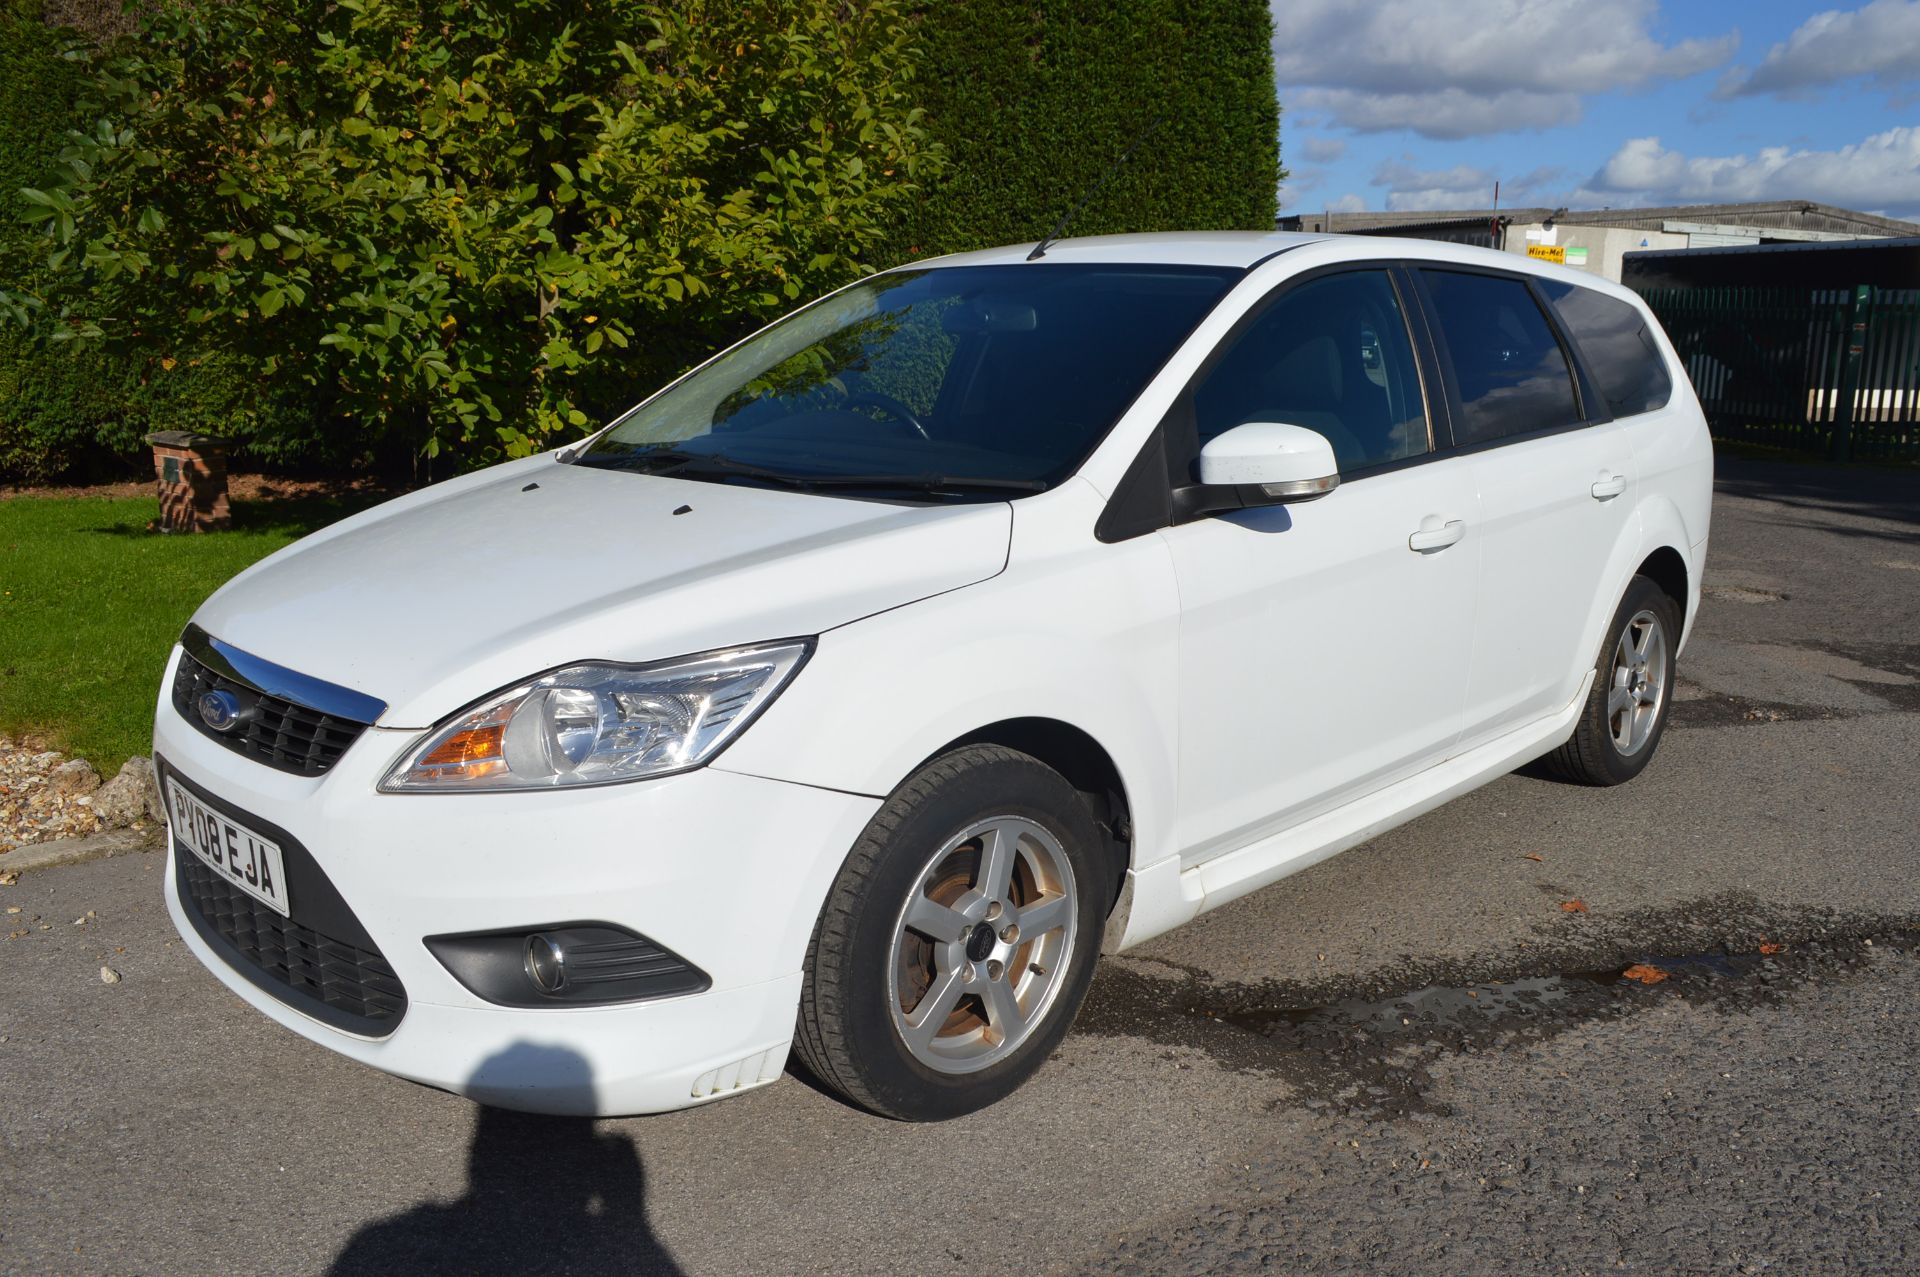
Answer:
[
  {"xmin": 1270, "ymin": 0, "xmax": 1736, "ymax": 138},
  {"xmin": 1285, "ymin": 167, "xmax": 1329, "ymax": 196},
  {"xmin": 1328, "ymin": 193, "xmax": 1368, "ymax": 213},
  {"xmin": 1582, "ymin": 128, "xmax": 1920, "ymax": 218},
  {"xmin": 1372, "ymin": 161, "xmax": 1503, "ymax": 211},
  {"xmin": 1292, "ymin": 88, "xmax": 1582, "ymax": 140},
  {"xmin": 1720, "ymin": 0, "xmax": 1920, "ymax": 97},
  {"xmin": 1299, "ymin": 136, "xmax": 1347, "ymax": 164},
  {"xmin": 1369, "ymin": 160, "xmax": 1568, "ymax": 212}
]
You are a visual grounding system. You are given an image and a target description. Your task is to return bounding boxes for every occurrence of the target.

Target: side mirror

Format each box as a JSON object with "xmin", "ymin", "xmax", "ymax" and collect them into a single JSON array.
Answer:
[
  {"xmin": 1174, "ymin": 422, "xmax": 1339, "ymax": 522},
  {"xmin": 1198, "ymin": 422, "xmax": 1341, "ymax": 496}
]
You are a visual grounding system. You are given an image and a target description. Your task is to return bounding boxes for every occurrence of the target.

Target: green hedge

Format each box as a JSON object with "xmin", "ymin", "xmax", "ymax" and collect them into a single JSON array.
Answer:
[
  {"xmin": 0, "ymin": 2, "xmax": 81, "ymax": 268},
  {"xmin": 0, "ymin": 335, "xmax": 340, "ymax": 483},
  {"xmin": 0, "ymin": 2, "xmax": 114, "ymax": 480},
  {"xmin": 1, "ymin": 1, "xmax": 328, "ymax": 482},
  {"xmin": 891, "ymin": 0, "xmax": 1280, "ymax": 262}
]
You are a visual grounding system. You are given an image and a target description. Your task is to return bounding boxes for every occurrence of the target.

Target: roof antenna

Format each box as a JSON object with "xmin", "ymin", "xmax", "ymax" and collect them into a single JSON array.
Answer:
[{"xmin": 1027, "ymin": 115, "xmax": 1166, "ymax": 262}]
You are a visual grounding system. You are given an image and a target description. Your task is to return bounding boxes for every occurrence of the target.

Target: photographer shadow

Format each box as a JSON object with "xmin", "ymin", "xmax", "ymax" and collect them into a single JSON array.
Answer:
[{"xmin": 329, "ymin": 1044, "xmax": 684, "ymax": 1277}]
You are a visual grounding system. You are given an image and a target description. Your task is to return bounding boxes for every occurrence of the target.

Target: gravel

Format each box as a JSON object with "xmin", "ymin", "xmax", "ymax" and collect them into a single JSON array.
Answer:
[{"xmin": 0, "ymin": 736, "xmax": 104, "ymax": 852}]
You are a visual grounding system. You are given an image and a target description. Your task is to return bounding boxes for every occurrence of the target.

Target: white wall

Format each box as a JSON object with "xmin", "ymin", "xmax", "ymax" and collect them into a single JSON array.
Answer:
[{"xmin": 1501, "ymin": 224, "xmax": 1688, "ymax": 282}]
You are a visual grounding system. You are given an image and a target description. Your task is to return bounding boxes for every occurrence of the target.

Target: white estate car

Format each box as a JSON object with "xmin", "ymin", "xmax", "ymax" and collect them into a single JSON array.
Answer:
[{"xmin": 157, "ymin": 232, "xmax": 1711, "ymax": 1121}]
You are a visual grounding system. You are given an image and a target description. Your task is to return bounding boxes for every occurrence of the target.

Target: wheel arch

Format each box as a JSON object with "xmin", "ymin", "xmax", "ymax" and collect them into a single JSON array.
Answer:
[
  {"xmin": 1637, "ymin": 543, "xmax": 1689, "ymax": 630},
  {"xmin": 1586, "ymin": 537, "xmax": 1693, "ymax": 671},
  {"xmin": 919, "ymin": 717, "xmax": 1134, "ymax": 913},
  {"xmin": 1627, "ymin": 491, "xmax": 1702, "ymax": 653}
]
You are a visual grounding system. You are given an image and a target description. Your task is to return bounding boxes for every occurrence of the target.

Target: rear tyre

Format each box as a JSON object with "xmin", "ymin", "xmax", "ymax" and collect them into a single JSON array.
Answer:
[
  {"xmin": 793, "ymin": 745, "xmax": 1109, "ymax": 1121},
  {"xmin": 1543, "ymin": 574, "xmax": 1681, "ymax": 786}
]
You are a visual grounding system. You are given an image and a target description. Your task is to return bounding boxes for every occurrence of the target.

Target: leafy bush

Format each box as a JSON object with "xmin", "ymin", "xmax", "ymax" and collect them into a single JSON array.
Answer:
[
  {"xmin": 892, "ymin": 0, "xmax": 1281, "ymax": 261},
  {"xmin": 5, "ymin": 0, "xmax": 941, "ymax": 464},
  {"xmin": 3, "ymin": 0, "xmax": 1282, "ymax": 482}
]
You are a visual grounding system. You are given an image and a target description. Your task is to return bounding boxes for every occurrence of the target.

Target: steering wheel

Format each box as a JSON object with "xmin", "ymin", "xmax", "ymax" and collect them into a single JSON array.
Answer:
[{"xmin": 841, "ymin": 390, "xmax": 931, "ymax": 440}]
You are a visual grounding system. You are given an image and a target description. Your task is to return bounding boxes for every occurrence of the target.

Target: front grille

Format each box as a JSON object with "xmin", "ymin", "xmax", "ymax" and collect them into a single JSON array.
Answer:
[
  {"xmin": 177, "ymin": 852, "xmax": 408, "ymax": 1035},
  {"xmin": 173, "ymin": 652, "xmax": 366, "ymax": 776}
]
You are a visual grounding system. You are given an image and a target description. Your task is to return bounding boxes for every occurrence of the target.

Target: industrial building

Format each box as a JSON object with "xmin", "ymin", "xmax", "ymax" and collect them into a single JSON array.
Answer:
[{"xmin": 1277, "ymin": 201, "xmax": 1920, "ymax": 283}]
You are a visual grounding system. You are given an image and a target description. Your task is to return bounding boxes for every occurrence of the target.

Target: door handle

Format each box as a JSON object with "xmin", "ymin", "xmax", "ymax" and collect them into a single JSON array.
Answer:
[
  {"xmin": 1408, "ymin": 517, "xmax": 1466, "ymax": 553},
  {"xmin": 1590, "ymin": 472, "xmax": 1628, "ymax": 500}
]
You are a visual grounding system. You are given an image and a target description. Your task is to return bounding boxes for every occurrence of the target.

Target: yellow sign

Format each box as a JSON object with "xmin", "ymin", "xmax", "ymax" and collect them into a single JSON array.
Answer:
[{"xmin": 1527, "ymin": 244, "xmax": 1567, "ymax": 263}]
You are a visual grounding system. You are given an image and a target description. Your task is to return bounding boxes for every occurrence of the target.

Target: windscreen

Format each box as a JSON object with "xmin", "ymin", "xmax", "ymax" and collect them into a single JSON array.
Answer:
[{"xmin": 576, "ymin": 264, "xmax": 1239, "ymax": 497}]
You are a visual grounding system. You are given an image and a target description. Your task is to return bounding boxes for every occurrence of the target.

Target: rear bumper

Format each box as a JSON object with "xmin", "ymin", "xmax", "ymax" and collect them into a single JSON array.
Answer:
[{"xmin": 1681, "ymin": 532, "xmax": 1708, "ymax": 655}]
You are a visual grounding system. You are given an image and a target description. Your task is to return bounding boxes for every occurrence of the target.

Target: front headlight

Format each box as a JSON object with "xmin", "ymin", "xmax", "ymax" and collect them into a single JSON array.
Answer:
[{"xmin": 378, "ymin": 640, "xmax": 811, "ymax": 793}]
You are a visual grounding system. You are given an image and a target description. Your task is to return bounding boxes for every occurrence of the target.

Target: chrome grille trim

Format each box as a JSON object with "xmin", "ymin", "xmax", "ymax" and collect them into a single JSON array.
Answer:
[{"xmin": 182, "ymin": 623, "xmax": 386, "ymax": 725}]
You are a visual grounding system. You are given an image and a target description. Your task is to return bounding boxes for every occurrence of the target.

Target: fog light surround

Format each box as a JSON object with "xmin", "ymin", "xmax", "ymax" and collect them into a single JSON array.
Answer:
[{"xmin": 425, "ymin": 923, "xmax": 710, "ymax": 1008}]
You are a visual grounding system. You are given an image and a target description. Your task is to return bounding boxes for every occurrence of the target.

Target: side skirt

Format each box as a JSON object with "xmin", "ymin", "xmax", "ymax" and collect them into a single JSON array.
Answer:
[{"xmin": 1109, "ymin": 671, "xmax": 1595, "ymax": 952}]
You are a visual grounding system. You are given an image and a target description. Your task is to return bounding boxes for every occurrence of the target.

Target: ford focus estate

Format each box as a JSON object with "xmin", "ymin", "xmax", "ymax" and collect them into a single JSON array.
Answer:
[{"xmin": 158, "ymin": 232, "xmax": 1711, "ymax": 1121}]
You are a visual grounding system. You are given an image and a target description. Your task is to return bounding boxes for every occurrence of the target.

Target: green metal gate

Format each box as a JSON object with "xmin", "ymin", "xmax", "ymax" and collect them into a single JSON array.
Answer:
[{"xmin": 1638, "ymin": 285, "xmax": 1920, "ymax": 462}]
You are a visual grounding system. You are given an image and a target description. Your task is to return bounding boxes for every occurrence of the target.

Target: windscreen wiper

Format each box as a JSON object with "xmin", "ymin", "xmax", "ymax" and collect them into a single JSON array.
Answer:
[
  {"xmin": 810, "ymin": 474, "xmax": 1049, "ymax": 493},
  {"xmin": 576, "ymin": 448, "xmax": 822, "ymax": 488},
  {"xmin": 578, "ymin": 447, "xmax": 1047, "ymax": 494}
]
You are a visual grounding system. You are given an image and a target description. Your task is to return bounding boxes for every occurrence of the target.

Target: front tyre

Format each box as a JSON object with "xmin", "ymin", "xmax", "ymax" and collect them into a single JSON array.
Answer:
[
  {"xmin": 1544, "ymin": 574, "xmax": 1681, "ymax": 786},
  {"xmin": 793, "ymin": 745, "xmax": 1110, "ymax": 1121}
]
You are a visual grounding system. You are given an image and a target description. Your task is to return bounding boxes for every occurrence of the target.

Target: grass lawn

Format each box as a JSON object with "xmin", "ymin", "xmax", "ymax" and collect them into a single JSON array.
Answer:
[{"xmin": 0, "ymin": 489, "xmax": 381, "ymax": 775}]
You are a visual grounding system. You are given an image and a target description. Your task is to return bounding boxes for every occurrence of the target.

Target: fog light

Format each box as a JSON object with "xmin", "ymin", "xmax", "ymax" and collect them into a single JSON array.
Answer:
[{"xmin": 525, "ymin": 933, "xmax": 567, "ymax": 993}]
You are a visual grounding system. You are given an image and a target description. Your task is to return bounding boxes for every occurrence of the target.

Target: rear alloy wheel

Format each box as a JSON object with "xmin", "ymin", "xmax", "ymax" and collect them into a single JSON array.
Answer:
[
  {"xmin": 1543, "ymin": 574, "xmax": 1681, "ymax": 786},
  {"xmin": 794, "ymin": 745, "xmax": 1109, "ymax": 1120},
  {"xmin": 1606, "ymin": 607, "xmax": 1670, "ymax": 758}
]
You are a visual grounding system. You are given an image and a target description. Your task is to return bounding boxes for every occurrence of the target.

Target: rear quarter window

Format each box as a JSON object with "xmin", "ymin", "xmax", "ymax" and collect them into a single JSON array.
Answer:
[{"xmin": 1539, "ymin": 280, "xmax": 1674, "ymax": 418}]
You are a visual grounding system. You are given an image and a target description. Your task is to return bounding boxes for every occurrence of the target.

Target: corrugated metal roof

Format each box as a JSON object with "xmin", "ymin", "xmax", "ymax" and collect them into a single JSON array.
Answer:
[
  {"xmin": 1280, "ymin": 201, "xmax": 1920, "ymax": 240},
  {"xmin": 1625, "ymin": 235, "xmax": 1920, "ymax": 261}
]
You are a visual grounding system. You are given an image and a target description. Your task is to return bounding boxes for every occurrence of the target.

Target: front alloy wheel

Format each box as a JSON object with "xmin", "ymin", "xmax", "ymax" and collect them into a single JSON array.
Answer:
[
  {"xmin": 794, "ymin": 745, "xmax": 1109, "ymax": 1120},
  {"xmin": 888, "ymin": 816, "xmax": 1079, "ymax": 1074}
]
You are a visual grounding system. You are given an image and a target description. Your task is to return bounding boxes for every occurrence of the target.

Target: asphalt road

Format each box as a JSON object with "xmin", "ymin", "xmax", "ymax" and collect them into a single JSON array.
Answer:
[{"xmin": 3, "ymin": 455, "xmax": 1918, "ymax": 1276}]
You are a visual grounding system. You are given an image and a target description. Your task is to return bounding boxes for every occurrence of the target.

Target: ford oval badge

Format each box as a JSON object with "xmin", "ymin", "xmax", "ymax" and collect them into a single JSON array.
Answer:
[{"xmin": 197, "ymin": 689, "xmax": 244, "ymax": 732}]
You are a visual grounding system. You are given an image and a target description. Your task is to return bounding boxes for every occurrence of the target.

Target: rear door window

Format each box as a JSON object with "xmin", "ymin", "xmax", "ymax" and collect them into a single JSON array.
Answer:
[
  {"xmin": 1538, "ymin": 279, "xmax": 1673, "ymax": 417},
  {"xmin": 1419, "ymin": 269, "xmax": 1582, "ymax": 445}
]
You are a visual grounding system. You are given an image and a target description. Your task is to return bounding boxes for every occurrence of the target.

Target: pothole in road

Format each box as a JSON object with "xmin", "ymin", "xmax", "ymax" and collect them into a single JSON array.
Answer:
[
  {"xmin": 1668, "ymin": 692, "xmax": 1830, "ymax": 728},
  {"xmin": 1077, "ymin": 913, "xmax": 1917, "ymax": 1125}
]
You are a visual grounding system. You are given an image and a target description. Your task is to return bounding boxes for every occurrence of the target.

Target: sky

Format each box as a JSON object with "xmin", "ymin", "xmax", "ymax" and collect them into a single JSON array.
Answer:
[{"xmin": 1272, "ymin": 0, "xmax": 1920, "ymax": 222}]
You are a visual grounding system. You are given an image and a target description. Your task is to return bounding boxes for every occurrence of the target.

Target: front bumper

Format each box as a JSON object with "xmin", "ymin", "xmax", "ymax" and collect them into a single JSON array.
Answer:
[{"xmin": 156, "ymin": 651, "xmax": 881, "ymax": 1115}]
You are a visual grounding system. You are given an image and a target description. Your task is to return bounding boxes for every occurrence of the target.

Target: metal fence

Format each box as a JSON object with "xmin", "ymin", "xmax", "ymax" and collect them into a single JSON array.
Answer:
[{"xmin": 1638, "ymin": 285, "xmax": 1920, "ymax": 462}]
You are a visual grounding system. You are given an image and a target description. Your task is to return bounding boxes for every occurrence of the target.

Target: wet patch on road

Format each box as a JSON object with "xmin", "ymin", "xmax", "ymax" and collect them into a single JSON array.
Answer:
[
  {"xmin": 1077, "ymin": 899, "xmax": 1918, "ymax": 1124},
  {"xmin": 1669, "ymin": 637, "xmax": 1920, "ymax": 727},
  {"xmin": 1815, "ymin": 640, "xmax": 1920, "ymax": 712}
]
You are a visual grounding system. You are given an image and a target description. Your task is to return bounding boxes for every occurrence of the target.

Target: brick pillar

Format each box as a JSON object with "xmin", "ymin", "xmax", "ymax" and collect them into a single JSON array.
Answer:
[{"xmin": 144, "ymin": 431, "xmax": 232, "ymax": 532}]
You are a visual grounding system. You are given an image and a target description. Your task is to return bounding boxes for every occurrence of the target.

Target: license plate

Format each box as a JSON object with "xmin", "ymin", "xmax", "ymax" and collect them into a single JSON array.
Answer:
[{"xmin": 168, "ymin": 779, "xmax": 290, "ymax": 917}]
